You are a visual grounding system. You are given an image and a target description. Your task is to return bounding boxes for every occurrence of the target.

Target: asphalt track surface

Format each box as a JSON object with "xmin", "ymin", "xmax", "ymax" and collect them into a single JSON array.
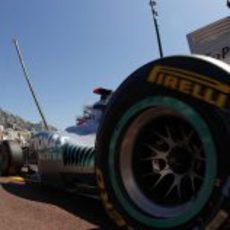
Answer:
[{"xmin": 0, "ymin": 176, "xmax": 117, "ymax": 230}]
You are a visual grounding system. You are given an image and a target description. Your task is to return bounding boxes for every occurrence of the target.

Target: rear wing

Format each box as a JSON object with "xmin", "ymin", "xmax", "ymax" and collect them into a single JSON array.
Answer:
[{"xmin": 93, "ymin": 88, "xmax": 113, "ymax": 100}]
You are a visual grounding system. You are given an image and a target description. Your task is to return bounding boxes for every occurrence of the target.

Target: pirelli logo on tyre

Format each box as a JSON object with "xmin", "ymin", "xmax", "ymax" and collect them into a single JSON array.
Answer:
[
  {"xmin": 147, "ymin": 65, "xmax": 230, "ymax": 110},
  {"xmin": 96, "ymin": 168, "xmax": 133, "ymax": 230}
]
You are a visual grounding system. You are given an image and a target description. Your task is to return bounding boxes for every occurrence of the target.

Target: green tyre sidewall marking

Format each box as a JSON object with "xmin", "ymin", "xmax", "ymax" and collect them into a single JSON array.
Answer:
[{"xmin": 108, "ymin": 96, "xmax": 217, "ymax": 229}]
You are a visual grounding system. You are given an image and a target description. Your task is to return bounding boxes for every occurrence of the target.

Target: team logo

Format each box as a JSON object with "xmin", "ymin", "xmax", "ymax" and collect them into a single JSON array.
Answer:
[{"xmin": 147, "ymin": 65, "xmax": 230, "ymax": 110}]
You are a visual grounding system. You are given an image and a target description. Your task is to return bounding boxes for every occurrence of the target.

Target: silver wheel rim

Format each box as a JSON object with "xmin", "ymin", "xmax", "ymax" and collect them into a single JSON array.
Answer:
[{"xmin": 119, "ymin": 107, "xmax": 205, "ymax": 218}]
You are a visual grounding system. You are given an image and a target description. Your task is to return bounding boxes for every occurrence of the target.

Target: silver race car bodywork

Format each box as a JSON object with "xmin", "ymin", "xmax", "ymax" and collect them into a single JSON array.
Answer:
[{"xmin": 20, "ymin": 88, "xmax": 111, "ymax": 195}]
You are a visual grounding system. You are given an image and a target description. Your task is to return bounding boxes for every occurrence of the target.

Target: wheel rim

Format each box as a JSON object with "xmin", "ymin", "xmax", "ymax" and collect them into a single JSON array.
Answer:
[
  {"xmin": 109, "ymin": 97, "xmax": 217, "ymax": 228},
  {"xmin": 120, "ymin": 108, "xmax": 205, "ymax": 217}
]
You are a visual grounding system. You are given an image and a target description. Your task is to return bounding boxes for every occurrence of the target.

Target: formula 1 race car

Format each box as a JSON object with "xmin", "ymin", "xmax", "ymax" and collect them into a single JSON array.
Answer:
[{"xmin": 0, "ymin": 55, "xmax": 230, "ymax": 229}]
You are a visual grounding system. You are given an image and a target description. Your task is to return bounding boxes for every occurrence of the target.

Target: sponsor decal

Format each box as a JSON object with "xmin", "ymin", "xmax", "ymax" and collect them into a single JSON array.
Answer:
[
  {"xmin": 96, "ymin": 168, "xmax": 133, "ymax": 230},
  {"xmin": 206, "ymin": 46, "xmax": 230, "ymax": 61},
  {"xmin": 147, "ymin": 65, "xmax": 230, "ymax": 109},
  {"xmin": 205, "ymin": 177, "xmax": 230, "ymax": 230},
  {"xmin": 206, "ymin": 210, "xmax": 229, "ymax": 230}
]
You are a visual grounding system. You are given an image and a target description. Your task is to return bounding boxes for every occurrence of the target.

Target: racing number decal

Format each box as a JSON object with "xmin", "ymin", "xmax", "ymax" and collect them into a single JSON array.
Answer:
[
  {"xmin": 147, "ymin": 65, "xmax": 230, "ymax": 110},
  {"xmin": 96, "ymin": 168, "xmax": 133, "ymax": 230}
]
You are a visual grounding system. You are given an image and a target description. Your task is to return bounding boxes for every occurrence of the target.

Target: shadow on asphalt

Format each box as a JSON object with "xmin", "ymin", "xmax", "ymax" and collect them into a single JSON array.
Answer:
[{"xmin": 1, "ymin": 181, "xmax": 117, "ymax": 230}]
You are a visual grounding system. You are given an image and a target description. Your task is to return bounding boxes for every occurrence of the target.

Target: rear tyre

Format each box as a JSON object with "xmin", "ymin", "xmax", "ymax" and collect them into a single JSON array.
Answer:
[
  {"xmin": 96, "ymin": 55, "xmax": 230, "ymax": 229},
  {"xmin": 0, "ymin": 143, "xmax": 10, "ymax": 175},
  {"xmin": 0, "ymin": 141, "xmax": 24, "ymax": 175}
]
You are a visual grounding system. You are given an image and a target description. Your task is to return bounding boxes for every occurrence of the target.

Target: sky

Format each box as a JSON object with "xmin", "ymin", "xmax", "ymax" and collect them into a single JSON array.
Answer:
[{"xmin": 0, "ymin": 1, "xmax": 229, "ymax": 129}]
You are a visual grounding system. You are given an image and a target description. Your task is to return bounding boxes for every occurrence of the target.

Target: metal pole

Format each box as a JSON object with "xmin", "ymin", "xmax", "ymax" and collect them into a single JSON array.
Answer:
[
  {"xmin": 13, "ymin": 39, "xmax": 49, "ymax": 131},
  {"xmin": 149, "ymin": 0, "xmax": 164, "ymax": 58}
]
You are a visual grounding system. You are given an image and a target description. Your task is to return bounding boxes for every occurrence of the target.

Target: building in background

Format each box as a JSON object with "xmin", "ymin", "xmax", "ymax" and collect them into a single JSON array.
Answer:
[{"xmin": 0, "ymin": 125, "xmax": 31, "ymax": 146}]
